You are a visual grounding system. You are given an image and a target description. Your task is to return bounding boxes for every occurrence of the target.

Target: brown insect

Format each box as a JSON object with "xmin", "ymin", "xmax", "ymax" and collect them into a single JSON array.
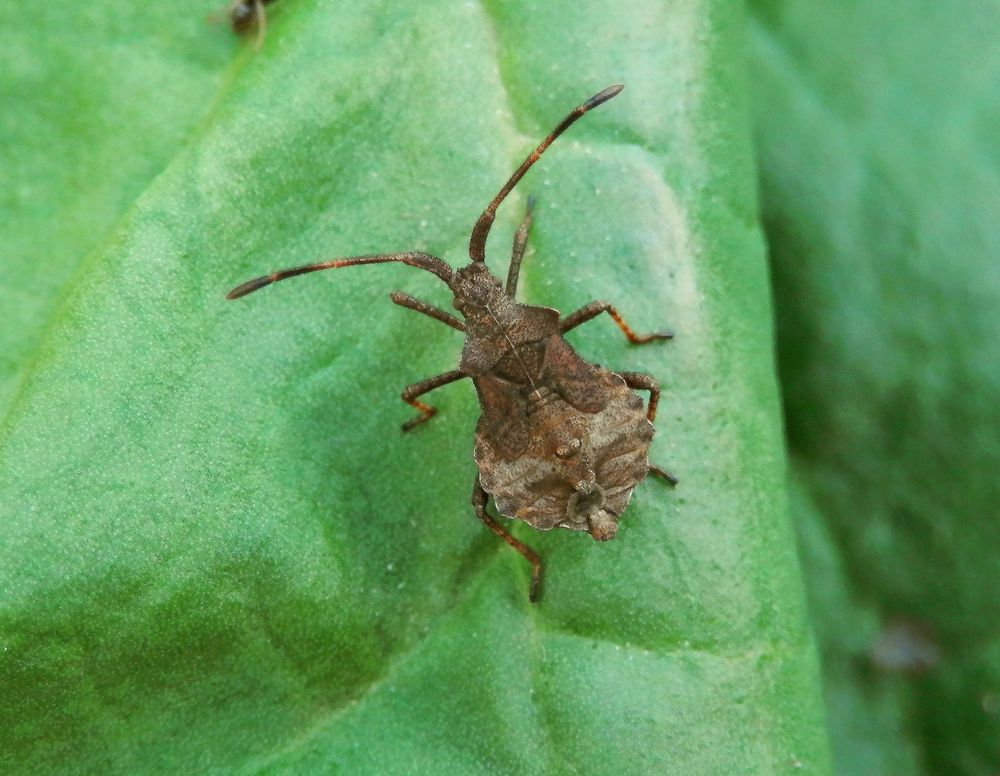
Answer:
[
  {"xmin": 227, "ymin": 84, "xmax": 676, "ymax": 601},
  {"xmin": 210, "ymin": 0, "xmax": 276, "ymax": 43}
]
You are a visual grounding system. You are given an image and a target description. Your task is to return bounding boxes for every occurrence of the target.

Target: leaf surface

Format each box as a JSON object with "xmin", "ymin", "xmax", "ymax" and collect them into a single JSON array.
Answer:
[
  {"xmin": 0, "ymin": 0, "xmax": 233, "ymax": 411},
  {"xmin": 0, "ymin": 1, "xmax": 829, "ymax": 772},
  {"xmin": 749, "ymin": 1, "xmax": 1000, "ymax": 772}
]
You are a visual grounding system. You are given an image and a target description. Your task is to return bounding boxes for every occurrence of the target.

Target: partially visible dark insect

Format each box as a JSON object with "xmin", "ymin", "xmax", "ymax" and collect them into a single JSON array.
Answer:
[
  {"xmin": 210, "ymin": 0, "xmax": 277, "ymax": 44},
  {"xmin": 227, "ymin": 84, "xmax": 676, "ymax": 602}
]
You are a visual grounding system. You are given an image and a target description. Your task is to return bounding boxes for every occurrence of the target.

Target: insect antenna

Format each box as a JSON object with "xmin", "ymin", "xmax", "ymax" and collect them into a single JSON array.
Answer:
[
  {"xmin": 226, "ymin": 251, "xmax": 454, "ymax": 300},
  {"xmin": 468, "ymin": 83, "xmax": 624, "ymax": 264}
]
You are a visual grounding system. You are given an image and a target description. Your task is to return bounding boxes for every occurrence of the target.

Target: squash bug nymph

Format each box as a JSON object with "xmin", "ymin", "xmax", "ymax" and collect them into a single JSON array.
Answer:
[{"xmin": 227, "ymin": 84, "xmax": 677, "ymax": 602}]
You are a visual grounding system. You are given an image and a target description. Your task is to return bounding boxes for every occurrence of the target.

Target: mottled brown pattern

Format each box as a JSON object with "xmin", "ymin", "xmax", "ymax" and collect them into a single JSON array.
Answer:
[
  {"xmin": 542, "ymin": 335, "xmax": 621, "ymax": 414},
  {"xmin": 475, "ymin": 386, "xmax": 653, "ymax": 538}
]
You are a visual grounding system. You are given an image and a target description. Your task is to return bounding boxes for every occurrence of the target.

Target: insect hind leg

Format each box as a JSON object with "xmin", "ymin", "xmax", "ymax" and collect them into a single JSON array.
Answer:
[
  {"xmin": 647, "ymin": 464, "xmax": 679, "ymax": 487},
  {"xmin": 473, "ymin": 480, "xmax": 543, "ymax": 602}
]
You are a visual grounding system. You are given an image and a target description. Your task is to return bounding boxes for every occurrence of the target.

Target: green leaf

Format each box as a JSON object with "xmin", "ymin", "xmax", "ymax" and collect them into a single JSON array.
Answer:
[
  {"xmin": 749, "ymin": 1, "xmax": 1000, "ymax": 772},
  {"xmin": 0, "ymin": 0, "xmax": 233, "ymax": 412},
  {"xmin": 1, "ymin": 1, "xmax": 829, "ymax": 772}
]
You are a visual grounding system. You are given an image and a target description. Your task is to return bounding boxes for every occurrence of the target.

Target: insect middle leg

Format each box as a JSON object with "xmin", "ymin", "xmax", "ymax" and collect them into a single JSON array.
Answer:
[
  {"xmin": 560, "ymin": 301, "xmax": 673, "ymax": 344},
  {"xmin": 390, "ymin": 291, "xmax": 465, "ymax": 331},
  {"xmin": 505, "ymin": 195, "xmax": 536, "ymax": 298},
  {"xmin": 618, "ymin": 371, "xmax": 661, "ymax": 422},
  {"xmin": 472, "ymin": 480, "xmax": 543, "ymax": 602},
  {"xmin": 401, "ymin": 370, "xmax": 466, "ymax": 431}
]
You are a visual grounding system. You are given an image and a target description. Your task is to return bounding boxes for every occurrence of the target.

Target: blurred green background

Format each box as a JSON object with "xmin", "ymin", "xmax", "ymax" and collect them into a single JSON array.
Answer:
[
  {"xmin": 0, "ymin": 0, "xmax": 996, "ymax": 773},
  {"xmin": 750, "ymin": 1, "xmax": 1000, "ymax": 773}
]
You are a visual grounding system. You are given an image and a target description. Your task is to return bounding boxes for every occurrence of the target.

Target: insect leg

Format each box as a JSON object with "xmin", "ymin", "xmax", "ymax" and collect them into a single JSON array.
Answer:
[
  {"xmin": 505, "ymin": 196, "xmax": 536, "ymax": 298},
  {"xmin": 472, "ymin": 480, "xmax": 543, "ymax": 602},
  {"xmin": 252, "ymin": 0, "xmax": 266, "ymax": 48},
  {"xmin": 620, "ymin": 372, "xmax": 678, "ymax": 486},
  {"xmin": 647, "ymin": 465, "xmax": 679, "ymax": 487},
  {"xmin": 618, "ymin": 371, "xmax": 661, "ymax": 422},
  {"xmin": 401, "ymin": 370, "xmax": 466, "ymax": 431},
  {"xmin": 390, "ymin": 291, "xmax": 465, "ymax": 331},
  {"xmin": 560, "ymin": 301, "xmax": 673, "ymax": 344}
]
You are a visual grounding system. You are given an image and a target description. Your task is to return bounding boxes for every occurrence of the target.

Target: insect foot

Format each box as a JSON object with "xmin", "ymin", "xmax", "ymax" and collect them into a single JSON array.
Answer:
[{"xmin": 226, "ymin": 83, "xmax": 676, "ymax": 603}]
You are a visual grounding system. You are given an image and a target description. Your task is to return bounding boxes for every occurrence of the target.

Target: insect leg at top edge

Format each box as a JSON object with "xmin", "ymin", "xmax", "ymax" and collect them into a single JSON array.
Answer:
[
  {"xmin": 559, "ymin": 300, "xmax": 673, "ymax": 344},
  {"xmin": 505, "ymin": 195, "xmax": 536, "ymax": 298},
  {"xmin": 400, "ymin": 370, "xmax": 467, "ymax": 432},
  {"xmin": 472, "ymin": 479, "xmax": 543, "ymax": 602}
]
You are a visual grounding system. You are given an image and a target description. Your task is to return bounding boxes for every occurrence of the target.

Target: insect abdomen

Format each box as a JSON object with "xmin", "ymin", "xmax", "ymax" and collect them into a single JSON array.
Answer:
[{"xmin": 475, "ymin": 385, "xmax": 652, "ymax": 534}]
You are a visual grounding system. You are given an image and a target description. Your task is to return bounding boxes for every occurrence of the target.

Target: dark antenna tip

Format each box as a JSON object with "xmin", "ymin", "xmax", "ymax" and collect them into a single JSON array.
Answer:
[
  {"xmin": 468, "ymin": 83, "xmax": 625, "ymax": 264},
  {"xmin": 226, "ymin": 275, "xmax": 273, "ymax": 300},
  {"xmin": 584, "ymin": 84, "xmax": 624, "ymax": 110}
]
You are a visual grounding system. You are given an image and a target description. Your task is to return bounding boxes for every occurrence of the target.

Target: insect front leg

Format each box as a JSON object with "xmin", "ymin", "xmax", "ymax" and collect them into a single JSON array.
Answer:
[
  {"xmin": 505, "ymin": 196, "xmax": 536, "ymax": 298},
  {"xmin": 560, "ymin": 301, "xmax": 673, "ymax": 344},
  {"xmin": 390, "ymin": 291, "xmax": 466, "ymax": 331},
  {"xmin": 401, "ymin": 370, "xmax": 466, "ymax": 432},
  {"xmin": 472, "ymin": 480, "xmax": 543, "ymax": 602}
]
